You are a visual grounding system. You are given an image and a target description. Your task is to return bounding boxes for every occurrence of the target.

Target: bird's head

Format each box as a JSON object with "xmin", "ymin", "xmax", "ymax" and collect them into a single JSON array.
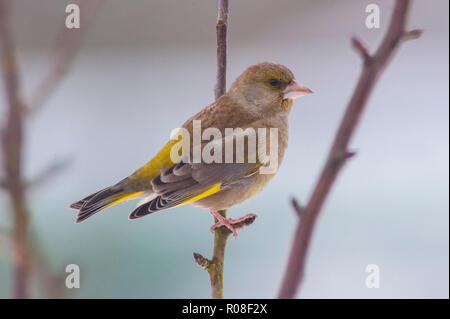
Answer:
[{"xmin": 229, "ymin": 62, "xmax": 312, "ymax": 115}]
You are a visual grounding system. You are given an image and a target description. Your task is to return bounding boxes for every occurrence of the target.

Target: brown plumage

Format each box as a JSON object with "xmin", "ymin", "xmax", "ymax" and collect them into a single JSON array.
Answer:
[{"xmin": 71, "ymin": 62, "xmax": 312, "ymax": 233}]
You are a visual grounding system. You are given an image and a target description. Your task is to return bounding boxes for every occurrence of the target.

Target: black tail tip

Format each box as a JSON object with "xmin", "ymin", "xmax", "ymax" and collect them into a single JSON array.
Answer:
[
  {"xmin": 75, "ymin": 212, "xmax": 91, "ymax": 223},
  {"xmin": 128, "ymin": 202, "xmax": 152, "ymax": 220},
  {"xmin": 70, "ymin": 200, "xmax": 85, "ymax": 210}
]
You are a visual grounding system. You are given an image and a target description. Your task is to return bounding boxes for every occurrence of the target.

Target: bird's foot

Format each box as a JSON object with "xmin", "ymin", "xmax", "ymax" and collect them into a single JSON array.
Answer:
[{"xmin": 209, "ymin": 211, "xmax": 257, "ymax": 239}]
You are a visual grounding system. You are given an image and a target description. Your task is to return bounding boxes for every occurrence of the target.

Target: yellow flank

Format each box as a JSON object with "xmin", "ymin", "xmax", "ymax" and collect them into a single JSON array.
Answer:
[
  {"xmin": 175, "ymin": 184, "xmax": 221, "ymax": 207},
  {"xmin": 107, "ymin": 191, "xmax": 145, "ymax": 208},
  {"xmin": 131, "ymin": 138, "xmax": 179, "ymax": 184}
]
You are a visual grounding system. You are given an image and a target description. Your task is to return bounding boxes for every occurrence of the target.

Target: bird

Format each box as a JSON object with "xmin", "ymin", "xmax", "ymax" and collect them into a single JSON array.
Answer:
[{"xmin": 70, "ymin": 62, "xmax": 312, "ymax": 237}]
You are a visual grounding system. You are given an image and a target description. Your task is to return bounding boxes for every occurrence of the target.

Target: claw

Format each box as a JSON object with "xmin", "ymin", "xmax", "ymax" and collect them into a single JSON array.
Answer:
[
  {"xmin": 209, "ymin": 211, "xmax": 257, "ymax": 239},
  {"xmin": 210, "ymin": 218, "xmax": 238, "ymax": 238}
]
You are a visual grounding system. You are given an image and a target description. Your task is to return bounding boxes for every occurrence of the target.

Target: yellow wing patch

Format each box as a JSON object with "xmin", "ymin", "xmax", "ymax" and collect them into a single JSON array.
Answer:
[{"xmin": 174, "ymin": 184, "xmax": 221, "ymax": 207}]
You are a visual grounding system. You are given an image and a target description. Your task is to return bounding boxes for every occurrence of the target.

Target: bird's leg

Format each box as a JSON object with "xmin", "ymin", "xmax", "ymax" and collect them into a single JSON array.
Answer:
[{"xmin": 209, "ymin": 210, "xmax": 256, "ymax": 239}]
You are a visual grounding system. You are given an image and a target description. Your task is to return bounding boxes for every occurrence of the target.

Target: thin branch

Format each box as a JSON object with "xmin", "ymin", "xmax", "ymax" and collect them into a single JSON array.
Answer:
[
  {"xmin": 192, "ymin": 0, "xmax": 230, "ymax": 300},
  {"xmin": 351, "ymin": 37, "xmax": 371, "ymax": 62},
  {"xmin": 28, "ymin": 0, "xmax": 103, "ymax": 115},
  {"xmin": 195, "ymin": 211, "xmax": 230, "ymax": 299},
  {"xmin": 278, "ymin": 0, "xmax": 421, "ymax": 299},
  {"xmin": 0, "ymin": 0, "xmax": 30, "ymax": 299},
  {"xmin": 193, "ymin": 211, "xmax": 256, "ymax": 298},
  {"xmin": 195, "ymin": 0, "xmax": 257, "ymax": 299},
  {"xmin": 214, "ymin": 0, "xmax": 228, "ymax": 100},
  {"xmin": 291, "ymin": 198, "xmax": 304, "ymax": 217}
]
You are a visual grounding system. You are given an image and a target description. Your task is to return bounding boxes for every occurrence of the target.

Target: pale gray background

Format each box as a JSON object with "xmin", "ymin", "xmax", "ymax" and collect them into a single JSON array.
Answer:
[{"xmin": 0, "ymin": 0, "xmax": 448, "ymax": 298}]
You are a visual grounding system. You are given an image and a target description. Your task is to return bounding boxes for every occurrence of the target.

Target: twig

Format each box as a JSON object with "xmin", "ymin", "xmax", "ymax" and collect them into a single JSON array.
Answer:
[
  {"xmin": 195, "ymin": 0, "xmax": 257, "ymax": 299},
  {"xmin": 291, "ymin": 198, "xmax": 304, "ymax": 217},
  {"xmin": 0, "ymin": 0, "xmax": 30, "ymax": 299},
  {"xmin": 201, "ymin": 0, "xmax": 229, "ymax": 299},
  {"xmin": 278, "ymin": 0, "xmax": 421, "ymax": 298},
  {"xmin": 194, "ymin": 210, "xmax": 230, "ymax": 299},
  {"xmin": 193, "ymin": 212, "xmax": 256, "ymax": 298},
  {"xmin": 193, "ymin": 0, "xmax": 234, "ymax": 299},
  {"xmin": 214, "ymin": 0, "xmax": 228, "ymax": 100}
]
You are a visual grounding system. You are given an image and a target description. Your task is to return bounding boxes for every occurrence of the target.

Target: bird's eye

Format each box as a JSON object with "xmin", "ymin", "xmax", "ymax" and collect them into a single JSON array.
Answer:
[{"xmin": 268, "ymin": 78, "xmax": 280, "ymax": 87}]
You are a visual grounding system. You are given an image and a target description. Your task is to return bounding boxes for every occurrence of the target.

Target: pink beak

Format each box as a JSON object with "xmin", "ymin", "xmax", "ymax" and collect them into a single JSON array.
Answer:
[{"xmin": 283, "ymin": 80, "xmax": 313, "ymax": 100}]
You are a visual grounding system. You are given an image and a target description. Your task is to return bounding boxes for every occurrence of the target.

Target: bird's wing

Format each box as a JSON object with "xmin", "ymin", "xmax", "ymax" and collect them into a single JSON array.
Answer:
[
  {"xmin": 128, "ymin": 123, "xmax": 271, "ymax": 219},
  {"xmin": 126, "ymin": 95, "xmax": 257, "ymax": 190},
  {"xmin": 128, "ymin": 162, "xmax": 260, "ymax": 219}
]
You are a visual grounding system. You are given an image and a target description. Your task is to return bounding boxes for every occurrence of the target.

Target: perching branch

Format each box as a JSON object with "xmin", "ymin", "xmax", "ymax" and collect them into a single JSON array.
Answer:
[
  {"xmin": 211, "ymin": 1, "xmax": 230, "ymax": 297},
  {"xmin": 193, "ymin": 0, "xmax": 257, "ymax": 299},
  {"xmin": 278, "ymin": 0, "xmax": 422, "ymax": 298},
  {"xmin": 214, "ymin": 0, "xmax": 228, "ymax": 100},
  {"xmin": 193, "ymin": 0, "xmax": 230, "ymax": 299},
  {"xmin": 193, "ymin": 212, "xmax": 256, "ymax": 298}
]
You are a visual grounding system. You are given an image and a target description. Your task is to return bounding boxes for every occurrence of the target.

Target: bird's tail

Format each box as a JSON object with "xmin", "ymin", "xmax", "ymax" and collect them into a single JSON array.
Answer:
[{"xmin": 70, "ymin": 183, "xmax": 143, "ymax": 223}]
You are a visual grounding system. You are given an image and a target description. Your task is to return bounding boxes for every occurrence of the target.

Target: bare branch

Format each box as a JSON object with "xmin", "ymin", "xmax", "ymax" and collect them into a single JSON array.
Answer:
[
  {"xmin": 403, "ymin": 29, "xmax": 423, "ymax": 41},
  {"xmin": 278, "ymin": 0, "xmax": 421, "ymax": 299},
  {"xmin": 195, "ymin": 1, "xmax": 259, "ymax": 299},
  {"xmin": 291, "ymin": 198, "xmax": 304, "ymax": 217},
  {"xmin": 0, "ymin": 0, "xmax": 30, "ymax": 299},
  {"xmin": 351, "ymin": 37, "xmax": 371, "ymax": 62},
  {"xmin": 193, "ymin": 0, "xmax": 231, "ymax": 300},
  {"xmin": 0, "ymin": 0, "xmax": 101, "ymax": 298},
  {"xmin": 204, "ymin": 213, "xmax": 230, "ymax": 299},
  {"xmin": 214, "ymin": 0, "xmax": 228, "ymax": 100}
]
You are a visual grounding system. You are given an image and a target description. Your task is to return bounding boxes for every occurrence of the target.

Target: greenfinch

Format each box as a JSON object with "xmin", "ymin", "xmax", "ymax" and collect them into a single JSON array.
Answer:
[{"xmin": 70, "ymin": 62, "xmax": 312, "ymax": 237}]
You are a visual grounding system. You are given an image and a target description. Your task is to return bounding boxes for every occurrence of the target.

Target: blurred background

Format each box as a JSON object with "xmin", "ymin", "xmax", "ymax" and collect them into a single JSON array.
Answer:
[{"xmin": 0, "ymin": 0, "xmax": 448, "ymax": 298}]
